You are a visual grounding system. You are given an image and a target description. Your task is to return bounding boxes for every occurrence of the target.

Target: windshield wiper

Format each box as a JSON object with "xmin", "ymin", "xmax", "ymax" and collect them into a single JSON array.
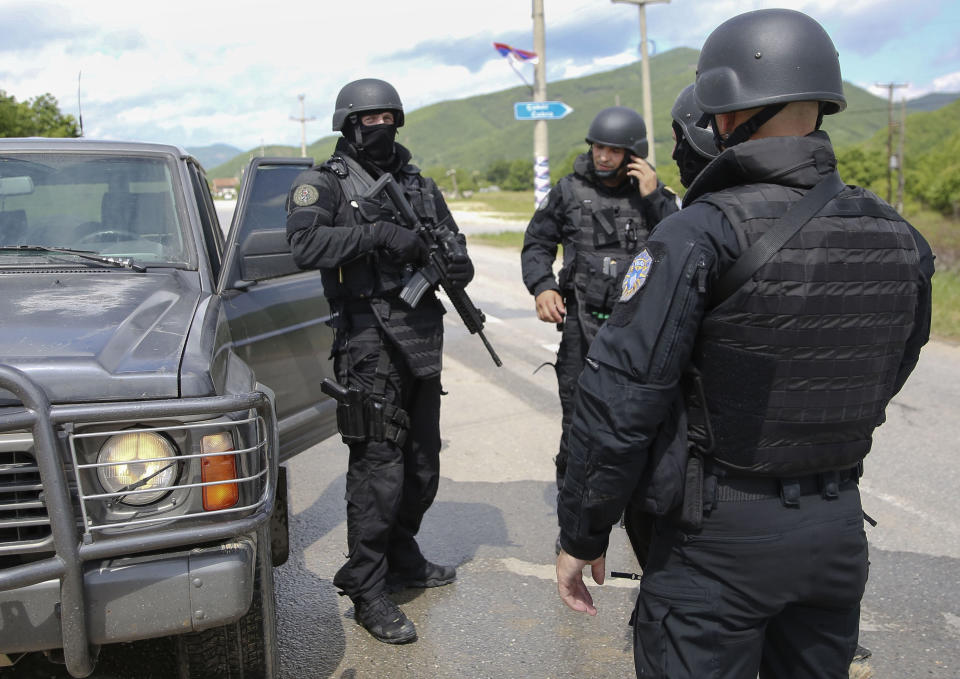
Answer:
[{"xmin": 0, "ymin": 245, "xmax": 146, "ymax": 272}]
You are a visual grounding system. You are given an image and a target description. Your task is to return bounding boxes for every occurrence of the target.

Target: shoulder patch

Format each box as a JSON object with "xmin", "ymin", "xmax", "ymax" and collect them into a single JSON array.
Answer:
[
  {"xmin": 292, "ymin": 184, "xmax": 319, "ymax": 207},
  {"xmin": 619, "ymin": 249, "xmax": 654, "ymax": 302}
]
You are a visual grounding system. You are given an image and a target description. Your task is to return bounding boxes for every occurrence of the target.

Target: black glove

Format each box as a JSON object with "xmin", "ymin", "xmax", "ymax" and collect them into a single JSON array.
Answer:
[
  {"xmin": 372, "ymin": 221, "xmax": 425, "ymax": 263},
  {"xmin": 444, "ymin": 253, "xmax": 474, "ymax": 287}
]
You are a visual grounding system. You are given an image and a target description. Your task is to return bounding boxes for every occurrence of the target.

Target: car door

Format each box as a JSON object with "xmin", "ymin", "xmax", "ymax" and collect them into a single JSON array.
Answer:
[{"xmin": 218, "ymin": 157, "xmax": 337, "ymax": 461}]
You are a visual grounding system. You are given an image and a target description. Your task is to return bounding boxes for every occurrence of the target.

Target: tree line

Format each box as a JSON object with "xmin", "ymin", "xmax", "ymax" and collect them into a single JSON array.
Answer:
[
  {"xmin": 0, "ymin": 91, "xmax": 79, "ymax": 138},
  {"xmin": 4, "ymin": 91, "xmax": 955, "ymax": 222},
  {"xmin": 430, "ymin": 136, "xmax": 959, "ymax": 221}
]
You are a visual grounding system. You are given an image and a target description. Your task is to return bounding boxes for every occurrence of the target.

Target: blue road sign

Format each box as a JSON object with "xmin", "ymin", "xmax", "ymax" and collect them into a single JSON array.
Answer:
[{"xmin": 514, "ymin": 101, "xmax": 574, "ymax": 121}]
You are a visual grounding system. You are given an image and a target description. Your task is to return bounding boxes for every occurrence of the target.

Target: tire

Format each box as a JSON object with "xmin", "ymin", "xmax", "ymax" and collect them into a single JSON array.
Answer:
[
  {"xmin": 176, "ymin": 523, "xmax": 279, "ymax": 679},
  {"xmin": 270, "ymin": 467, "xmax": 290, "ymax": 567}
]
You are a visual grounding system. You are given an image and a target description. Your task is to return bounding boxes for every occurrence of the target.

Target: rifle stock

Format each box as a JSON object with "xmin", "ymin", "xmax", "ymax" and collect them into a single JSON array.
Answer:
[{"xmin": 367, "ymin": 174, "xmax": 502, "ymax": 368}]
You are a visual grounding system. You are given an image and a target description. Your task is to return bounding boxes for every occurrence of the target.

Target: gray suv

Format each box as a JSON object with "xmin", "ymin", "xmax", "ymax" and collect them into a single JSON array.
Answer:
[{"xmin": 0, "ymin": 139, "xmax": 326, "ymax": 677}]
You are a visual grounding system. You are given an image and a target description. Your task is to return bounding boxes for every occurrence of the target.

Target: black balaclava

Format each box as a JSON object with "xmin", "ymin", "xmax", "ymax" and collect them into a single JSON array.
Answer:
[
  {"xmin": 347, "ymin": 113, "xmax": 398, "ymax": 167},
  {"xmin": 672, "ymin": 122, "xmax": 711, "ymax": 188},
  {"xmin": 358, "ymin": 123, "xmax": 397, "ymax": 164}
]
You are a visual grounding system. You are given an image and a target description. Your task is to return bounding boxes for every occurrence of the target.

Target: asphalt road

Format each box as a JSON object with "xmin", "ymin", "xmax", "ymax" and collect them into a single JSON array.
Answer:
[
  {"xmin": 267, "ymin": 237, "xmax": 960, "ymax": 679},
  {"xmin": 5, "ymin": 207, "xmax": 957, "ymax": 678}
]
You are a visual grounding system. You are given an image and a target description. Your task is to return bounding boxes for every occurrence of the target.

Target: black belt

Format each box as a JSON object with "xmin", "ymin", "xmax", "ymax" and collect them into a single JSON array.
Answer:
[
  {"xmin": 714, "ymin": 468, "xmax": 858, "ymax": 503},
  {"xmin": 335, "ymin": 299, "xmax": 380, "ymax": 329}
]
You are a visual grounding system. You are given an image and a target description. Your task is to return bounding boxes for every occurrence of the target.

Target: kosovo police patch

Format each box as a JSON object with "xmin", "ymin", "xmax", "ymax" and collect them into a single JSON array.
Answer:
[
  {"xmin": 619, "ymin": 249, "xmax": 653, "ymax": 302},
  {"xmin": 292, "ymin": 184, "xmax": 319, "ymax": 207}
]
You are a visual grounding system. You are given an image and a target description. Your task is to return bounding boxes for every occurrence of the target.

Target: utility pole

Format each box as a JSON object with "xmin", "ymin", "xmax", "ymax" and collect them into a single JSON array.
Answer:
[
  {"xmin": 446, "ymin": 168, "xmax": 461, "ymax": 199},
  {"xmin": 896, "ymin": 95, "xmax": 906, "ymax": 213},
  {"xmin": 612, "ymin": 0, "xmax": 670, "ymax": 167},
  {"xmin": 290, "ymin": 94, "xmax": 316, "ymax": 158},
  {"xmin": 532, "ymin": 0, "xmax": 550, "ymax": 208},
  {"xmin": 876, "ymin": 82, "xmax": 907, "ymax": 204}
]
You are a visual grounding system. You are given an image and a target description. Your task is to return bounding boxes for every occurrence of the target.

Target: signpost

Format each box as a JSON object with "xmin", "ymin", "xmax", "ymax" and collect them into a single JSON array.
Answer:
[{"xmin": 514, "ymin": 101, "xmax": 574, "ymax": 121}]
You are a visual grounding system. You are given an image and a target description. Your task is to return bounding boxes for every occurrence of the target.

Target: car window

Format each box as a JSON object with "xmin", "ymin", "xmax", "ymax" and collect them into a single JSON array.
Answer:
[
  {"xmin": 234, "ymin": 163, "xmax": 306, "ymax": 247},
  {"xmin": 0, "ymin": 153, "xmax": 190, "ymax": 266}
]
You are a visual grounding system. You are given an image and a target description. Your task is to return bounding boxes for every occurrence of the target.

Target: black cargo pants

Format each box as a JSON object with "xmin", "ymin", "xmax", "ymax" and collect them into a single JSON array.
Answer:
[
  {"xmin": 632, "ymin": 475, "xmax": 869, "ymax": 679},
  {"xmin": 554, "ymin": 299, "xmax": 588, "ymax": 490},
  {"xmin": 331, "ymin": 326, "xmax": 442, "ymax": 604}
]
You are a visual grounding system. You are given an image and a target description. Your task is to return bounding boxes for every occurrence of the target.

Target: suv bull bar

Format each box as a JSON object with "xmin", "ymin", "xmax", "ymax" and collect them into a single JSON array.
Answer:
[{"xmin": 0, "ymin": 364, "xmax": 279, "ymax": 677}]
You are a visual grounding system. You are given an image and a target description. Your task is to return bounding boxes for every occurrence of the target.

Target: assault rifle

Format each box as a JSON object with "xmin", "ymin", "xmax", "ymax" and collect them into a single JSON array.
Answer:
[{"xmin": 363, "ymin": 173, "xmax": 503, "ymax": 368}]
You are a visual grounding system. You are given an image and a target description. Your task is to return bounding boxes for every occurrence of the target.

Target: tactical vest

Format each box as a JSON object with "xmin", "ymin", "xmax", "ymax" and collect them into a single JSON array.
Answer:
[
  {"xmin": 687, "ymin": 183, "xmax": 921, "ymax": 476},
  {"xmin": 321, "ymin": 154, "xmax": 445, "ymax": 380},
  {"xmin": 318, "ymin": 154, "xmax": 438, "ymax": 301},
  {"xmin": 558, "ymin": 176, "xmax": 651, "ymax": 341}
]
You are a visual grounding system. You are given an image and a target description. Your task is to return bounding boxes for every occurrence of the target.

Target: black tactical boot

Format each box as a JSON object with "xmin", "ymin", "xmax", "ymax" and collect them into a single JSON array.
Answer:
[
  {"xmin": 386, "ymin": 560, "xmax": 457, "ymax": 592},
  {"xmin": 354, "ymin": 594, "xmax": 417, "ymax": 644}
]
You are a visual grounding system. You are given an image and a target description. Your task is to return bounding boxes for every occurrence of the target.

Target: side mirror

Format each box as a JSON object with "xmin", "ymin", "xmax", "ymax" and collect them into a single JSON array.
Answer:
[{"xmin": 232, "ymin": 229, "xmax": 301, "ymax": 288}]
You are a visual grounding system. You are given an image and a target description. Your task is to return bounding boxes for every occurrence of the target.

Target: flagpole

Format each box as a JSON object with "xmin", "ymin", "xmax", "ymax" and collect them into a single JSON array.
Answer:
[{"xmin": 509, "ymin": 59, "xmax": 534, "ymax": 94}]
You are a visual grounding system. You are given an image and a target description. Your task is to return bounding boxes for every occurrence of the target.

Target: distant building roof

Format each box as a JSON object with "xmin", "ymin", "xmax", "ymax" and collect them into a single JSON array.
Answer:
[{"xmin": 212, "ymin": 177, "xmax": 239, "ymax": 189}]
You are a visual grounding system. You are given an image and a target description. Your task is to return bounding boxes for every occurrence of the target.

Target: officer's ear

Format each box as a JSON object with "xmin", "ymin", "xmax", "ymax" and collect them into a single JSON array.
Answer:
[{"xmin": 714, "ymin": 112, "xmax": 737, "ymax": 138}]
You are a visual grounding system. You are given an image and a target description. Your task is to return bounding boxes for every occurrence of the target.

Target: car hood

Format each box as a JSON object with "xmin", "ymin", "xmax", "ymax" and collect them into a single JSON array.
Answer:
[{"xmin": 0, "ymin": 270, "xmax": 202, "ymax": 404}]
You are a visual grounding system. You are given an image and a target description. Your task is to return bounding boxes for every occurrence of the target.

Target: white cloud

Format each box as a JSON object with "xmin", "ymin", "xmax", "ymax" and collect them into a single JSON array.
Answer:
[
  {"xmin": 1, "ymin": 0, "xmax": 955, "ymax": 149},
  {"xmin": 933, "ymin": 71, "xmax": 960, "ymax": 92}
]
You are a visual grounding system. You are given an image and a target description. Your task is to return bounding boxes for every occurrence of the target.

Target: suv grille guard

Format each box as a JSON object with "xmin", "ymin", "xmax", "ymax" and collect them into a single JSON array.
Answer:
[{"xmin": 0, "ymin": 365, "xmax": 279, "ymax": 678}]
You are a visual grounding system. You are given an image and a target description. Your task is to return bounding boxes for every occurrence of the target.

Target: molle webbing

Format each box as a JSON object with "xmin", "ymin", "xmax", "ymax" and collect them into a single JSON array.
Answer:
[{"xmin": 692, "ymin": 182, "xmax": 920, "ymax": 476}]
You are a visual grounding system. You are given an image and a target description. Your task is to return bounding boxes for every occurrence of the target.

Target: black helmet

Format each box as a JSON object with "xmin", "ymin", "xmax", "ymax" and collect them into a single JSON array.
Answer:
[
  {"xmin": 670, "ymin": 84, "xmax": 719, "ymax": 160},
  {"xmin": 585, "ymin": 106, "xmax": 648, "ymax": 158},
  {"xmin": 695, "ymin": 8, "xmax": 846, "ymax": 115},
  {"xmin": 332, "ymin": 78, "xmax": 405, "ymax": 131}
]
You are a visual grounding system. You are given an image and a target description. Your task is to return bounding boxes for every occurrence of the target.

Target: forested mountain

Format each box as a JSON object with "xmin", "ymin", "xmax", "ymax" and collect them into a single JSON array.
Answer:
[{"xmin": 208, "ymin": 48, "xmax": 892, "ymax": 180}]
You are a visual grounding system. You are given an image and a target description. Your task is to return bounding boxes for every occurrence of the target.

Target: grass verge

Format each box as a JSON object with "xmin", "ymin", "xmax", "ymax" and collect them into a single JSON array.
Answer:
[
  {"xmin": 463, "ymin": 196, "xmax": 960, "ymax": 342},
  {"xmin": 932, "ymin": 268, "xmax": 960, "ymax": 341},
  {"xmin": 470, "ymin": 230, "xmax": 526, "ymax": 249},
  {"xmin": 450, "ymin": 190, "xmax": 536, "ymax": 222}
]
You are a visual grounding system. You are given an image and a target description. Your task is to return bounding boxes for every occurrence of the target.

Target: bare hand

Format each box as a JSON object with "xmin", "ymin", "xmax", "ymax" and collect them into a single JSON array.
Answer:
[
  {"xmin": 627, "ymin": 157, "xmax": 658, "ymax": 197},
  {"xmin": 535, "ymin": 289, "xmax": 566, "ymax": 323},
  {"xmin": 556, "ymin": 549, "xmax": 605, "ymax": 616}
]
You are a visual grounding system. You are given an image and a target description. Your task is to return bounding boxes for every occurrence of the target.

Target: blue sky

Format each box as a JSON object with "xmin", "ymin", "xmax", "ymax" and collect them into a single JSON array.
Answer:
[{"xmin": 1, "ymin": 0, "xmax": 957, "ymax": 150}]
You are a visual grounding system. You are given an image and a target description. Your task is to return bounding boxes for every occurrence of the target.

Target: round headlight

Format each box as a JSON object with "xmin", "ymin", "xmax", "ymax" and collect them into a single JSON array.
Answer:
[{"xmin": 96, "ymin": 432, "xmax": 179, "ymax": 506}]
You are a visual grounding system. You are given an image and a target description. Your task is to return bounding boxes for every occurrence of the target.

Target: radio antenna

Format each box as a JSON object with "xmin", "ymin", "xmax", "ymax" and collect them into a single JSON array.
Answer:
[{"xmin": 77, "ymin": 70, "xmax": 84, "ymax": 137}]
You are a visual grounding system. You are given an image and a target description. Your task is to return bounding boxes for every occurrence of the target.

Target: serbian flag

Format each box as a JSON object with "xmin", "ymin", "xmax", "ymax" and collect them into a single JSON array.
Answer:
[{"xmin": 493, "ymin": 42, "xmax": 539, "ymax": 64}]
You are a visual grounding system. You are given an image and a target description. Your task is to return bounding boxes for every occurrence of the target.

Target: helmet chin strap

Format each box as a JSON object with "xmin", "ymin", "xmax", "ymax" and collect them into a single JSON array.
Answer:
[
  {"xmin": 349, "ymin": 115, "xmax": 365, "ymax": 151},
  {"xmin": 711, "ymin": 103, "xmax": 786, "ymax": 149}
]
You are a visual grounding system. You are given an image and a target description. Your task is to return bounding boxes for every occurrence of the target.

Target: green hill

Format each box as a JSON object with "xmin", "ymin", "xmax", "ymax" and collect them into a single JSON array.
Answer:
[
  {"xmin": 209, "ymin": 47, "xmax": 889, "ymax": 179},
  {"xmin": 907, "ymin": 92, "xmax": 960, "ymax": 113},
  {"xmin": 858, "ymin": 96, "xmax": 960, "ymax": 158}
]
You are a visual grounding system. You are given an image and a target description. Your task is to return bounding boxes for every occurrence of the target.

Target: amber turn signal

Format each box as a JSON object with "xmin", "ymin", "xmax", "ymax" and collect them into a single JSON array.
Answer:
[{"xmin": 201, "ymin": 432, "xmax": 239, "ymax": 510}]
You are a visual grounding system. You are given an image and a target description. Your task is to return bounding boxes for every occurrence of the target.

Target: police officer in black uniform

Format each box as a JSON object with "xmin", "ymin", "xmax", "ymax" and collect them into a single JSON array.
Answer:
[
  {"xmin": 286, "ymin": 78, "xmax": 470, "ymax": 645},
  {"xmin": 520, "ymin": 106, "xmax": 678, "ymax": 494},
  {"xmin": 622, "ymin": 85, "xmax": 720, "ymax": 569},
  {"xmin": 556, "ymin": 9, "xmax": 934, "ymax": 678}
]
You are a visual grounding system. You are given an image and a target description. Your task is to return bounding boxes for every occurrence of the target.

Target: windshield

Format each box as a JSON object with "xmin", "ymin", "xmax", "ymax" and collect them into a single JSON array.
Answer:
[{"xmin": 0, "ymin": 152, "xmax": 190, "ymax": 266}]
